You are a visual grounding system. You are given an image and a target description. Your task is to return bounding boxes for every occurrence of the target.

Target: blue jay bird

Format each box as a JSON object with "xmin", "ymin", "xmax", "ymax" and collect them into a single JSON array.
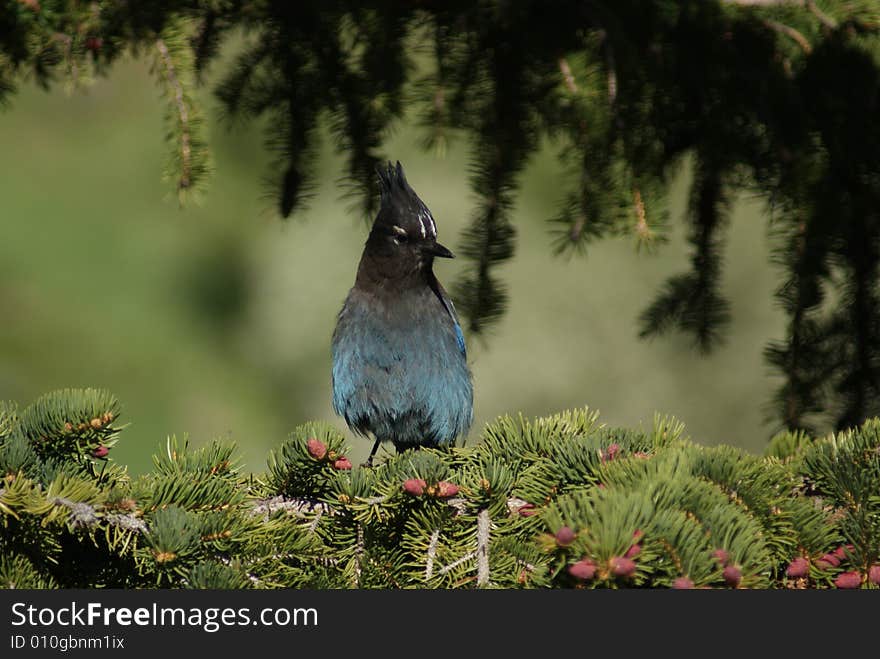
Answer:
[{"xmin": 331, "ymin": 162, "xmax": 473, "ymax": 466}]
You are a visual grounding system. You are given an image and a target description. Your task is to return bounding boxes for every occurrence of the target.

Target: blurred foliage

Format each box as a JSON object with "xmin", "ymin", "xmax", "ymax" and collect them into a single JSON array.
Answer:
[
  {"xmin": 2, "ymin": 0, "xmax": 880, "ymax": 442},
  {"xmin": 2, "ymin": 388, "xmax": 878, "ymax": 589}
]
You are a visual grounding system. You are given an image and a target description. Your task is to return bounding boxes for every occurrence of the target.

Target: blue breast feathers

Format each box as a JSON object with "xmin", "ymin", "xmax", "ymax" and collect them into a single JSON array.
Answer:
[{"xmin": 331, "ymin": 289, "xmax": 473, "ymax": 447}]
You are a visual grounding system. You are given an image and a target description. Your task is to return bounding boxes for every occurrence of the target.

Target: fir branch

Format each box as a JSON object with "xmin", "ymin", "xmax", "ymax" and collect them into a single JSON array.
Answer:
[
  {"xmin": 3, "ymin": 387, "xmax": 880, "ymax": 588},
  {"xmin": 153, "ymin": 19, "xmax": 210, "ymax": 202},
  {"xmin": 416, "ymin": 17, "xmax": 455, "ymax": 158},
  {"xmin": 155, "ymin": 37, "xmax": 192, "ymax": 189},
  {"xmin": 0, "ymin": 54, "xmax": 15, "ymax": 107},
  {"xmin": 639, "ymin": 161, "xmax": 731, "ymax": 352},
  {"xmin": 453, "ymin": 17, "xmax": 542, "ymax": 333},
  {"xmin": 765, "ymin": 210, "xmax": 833, "ymax": 432}
]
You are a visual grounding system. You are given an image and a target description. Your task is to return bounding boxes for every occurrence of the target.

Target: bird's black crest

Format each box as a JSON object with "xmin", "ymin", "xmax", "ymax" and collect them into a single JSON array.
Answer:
[
  {"xmin": 372, "ymin": 161, "xmax": 439, "ymax": 241},
  {"xmin": 376, "ymin": 161, "xmax": 415, "ymax": 205}
]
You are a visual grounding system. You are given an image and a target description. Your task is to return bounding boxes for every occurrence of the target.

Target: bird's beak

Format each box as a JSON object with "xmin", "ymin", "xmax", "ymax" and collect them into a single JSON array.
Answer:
[{"xmin": 427, "ymin": 242, "xmax": 455, "ymax": 259}]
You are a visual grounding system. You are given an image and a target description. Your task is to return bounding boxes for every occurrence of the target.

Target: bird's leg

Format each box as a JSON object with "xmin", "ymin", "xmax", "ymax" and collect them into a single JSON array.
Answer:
[{"xmin": 362, "ymin": 438, "xmax": 381, "ymax": 468}]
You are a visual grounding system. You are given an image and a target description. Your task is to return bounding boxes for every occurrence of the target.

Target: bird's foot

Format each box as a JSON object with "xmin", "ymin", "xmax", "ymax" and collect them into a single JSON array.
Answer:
[{"xmin": 361, "ymin": 438, "xmax": 381, "ymax": 468}]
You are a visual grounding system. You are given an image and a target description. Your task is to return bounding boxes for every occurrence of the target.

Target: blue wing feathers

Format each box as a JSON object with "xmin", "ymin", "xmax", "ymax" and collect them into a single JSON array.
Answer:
[{"xmin": 453, "ymin": 321, "xmax": 466, "ymax": 356}]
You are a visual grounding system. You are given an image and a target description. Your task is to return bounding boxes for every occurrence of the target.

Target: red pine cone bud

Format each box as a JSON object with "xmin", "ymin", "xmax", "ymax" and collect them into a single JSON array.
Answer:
[
  {"xmin": 712, "ymin": 549, "xmax": 730, "ymax": 565},
  {"xmin": 92, "ymin": 446, "xmax": 109, "ymax": 458},
  {"xmin": 631, "ymin": 529, "xmax": 644, "ymax": 542},
  {"xmin": 816, "ymin": 553, "xmax": 841, "ymax": 569},
  {"xmin": 786, "ymin": 557, "xmax": 810, "ymax": 578},
  {"xmin": 332, "ymin": 457, "xmax": 352, "ymax": 470},
  {"xmin": 610, "ymin": 556, "xmax": 637, "ymax": 578},
  {"xmin": 624, "ymin": 544, "xmax": 642, "ymax": 559},
  {"xmin": 435, "ymin": 481, "xmax": 459, "ymax": 498},
  {"xmin": 403, "ymin": 478, "xmax": 427, "ymax": 496},
  {"xmin": 832, "ymin": 544, "xmax": 854, "ymax": 560},
  {"xmin": 672, "ymin": 577, "xmax": 695, "ymax": 590},
  {"xmin": 568, "ymin": 559, "xmax": 597, "ymax": 581},
  {"xmin": 868, "ymin": 565, "xmax": 880, "ymax": 586},
  {"xmin": 722, "ymin": 565, "xmax": 742, "ymax": 588},
  {"xmin": 555, "ymin": 526, "xmax": 576, "ymax": 547},
  {"xmin": 306, "ymin": 438, "xmax": 327, "ymax": 461},
  {"xmin": 834, "ymin": 571, "xmax": 861, "ymax": 589},
  {"xmin": 518, "ymin": 503, "xmax": 537, "ymax": 517},
  {"xmin": 601, "ymin": 443, "xmax": 621, "ymax": 463},
  {"xmin": 85, "ymin": 37, "xmax": 103, "ymax": 51}
]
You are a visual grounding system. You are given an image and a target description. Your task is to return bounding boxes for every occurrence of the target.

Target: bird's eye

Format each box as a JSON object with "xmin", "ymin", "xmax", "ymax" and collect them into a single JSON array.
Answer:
[{"xmin": 389, "ymin": 227, "xmax": 409, "ymax": 243}]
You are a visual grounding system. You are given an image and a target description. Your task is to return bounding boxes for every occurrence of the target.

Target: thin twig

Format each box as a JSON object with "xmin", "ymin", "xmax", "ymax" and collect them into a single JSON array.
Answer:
[
  {"xmin": 476, "ymin": 509, "xmax": 490, "ymax": 587},
  {"xmin": 52, "ymin": 496, "xmax": 97, "ymax": 528},
  {"xmin": 604, "ymin": 40, "xmax": 617, "ymax": 107},
  {"xmin": 763, "ymin": 19, "xmax": 813, "ymax": 53},
  {"xmin": 106, "ymin": 513, "xmax": 148, "ymax": 533},
  {"xmin": 425, "ymin": 529, "xmax": 440, "ymax": 580},
  {"xmin": 722, "ymin": 0, "xmax": 801, "ymax": 5},
  {"xmin": 307, "ymin": 508, "xmax": 323, "ymax": 534},
  {"xmin": 506, "ymin": 497, "xmax": 531, "ymax": 515},
  {"xmin": 438, "ymin": 551, "xmax": 477, "ymax": 576},
  {"xmin": 354, "ymin": 522, "xmax": 364, "ymax": 587},
  {"xmin": 806, "ymin": 0, "xmax": 837, "ymax": 29},
  {"xmin": 250, "ymin": 496, "xmax": 329, "ymax": 520},
  {"xmin": 558, "ymin": 57, "xmax": 578, "ymax": 94},
  {"xmin": 634, "ymin": 188, "xmax": 650, "ymax": 240},
  {"xmin": 725, "ymin": 0, "xmax": 840, "ymax": 32},
  {"xmin": 155, "ymin": 38, "xmax": 192, "ymax": 190}
]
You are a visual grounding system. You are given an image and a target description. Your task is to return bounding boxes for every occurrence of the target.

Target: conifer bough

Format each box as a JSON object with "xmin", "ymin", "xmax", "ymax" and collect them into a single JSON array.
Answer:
[
  {"xmin": 1, "ymin": 388, "xmax": 879, "ymax": 589},
  {"xmin": 2, "ymin": 0, "xmax": 880, "ymax": 434}
]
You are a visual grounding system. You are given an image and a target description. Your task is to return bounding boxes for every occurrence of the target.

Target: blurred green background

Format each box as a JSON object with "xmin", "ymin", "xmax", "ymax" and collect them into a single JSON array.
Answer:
[{"xmin": 0, "ymin": 54, "xmax": 785, "ymax": 474}]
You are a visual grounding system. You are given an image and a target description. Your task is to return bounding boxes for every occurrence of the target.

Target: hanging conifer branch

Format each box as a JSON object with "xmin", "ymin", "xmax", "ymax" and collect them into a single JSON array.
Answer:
[
  {"xmin": 153, "ymin": 19, "xmax": 210, "ymax": 202},
  {"xmin": 3, "ymin": 1, "xmax": 880, "ymax": 435},
  {"xmin": 191, "ymin": 8, "xmax": 225, "ymax": 81},
  {"xmin": 155, "ymin": 38, "xmax": 192, "ymax": 189},
  {"xmin": 452, "ymin": 34, "xmax": 527, "ymax": 332},
  {"xmin": 834, "ymin": 236, "xmax": 880, "ymax": 430},
  {"xmin": 416, "ymin": 18, "xmax": 453, "ymax": 157},
  {"xmin": 765, "ymin": 210, "xmax": 832, "ymax": 433},
  {"xmin": 639, "ymin": 160, "xmax": 731, "ymax": 352}
]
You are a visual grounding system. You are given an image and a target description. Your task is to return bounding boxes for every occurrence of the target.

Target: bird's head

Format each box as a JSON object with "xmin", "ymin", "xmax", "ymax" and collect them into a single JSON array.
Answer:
[{"xmin": 362, "ymin": 162, "xmax": 453, "ymax": 276}]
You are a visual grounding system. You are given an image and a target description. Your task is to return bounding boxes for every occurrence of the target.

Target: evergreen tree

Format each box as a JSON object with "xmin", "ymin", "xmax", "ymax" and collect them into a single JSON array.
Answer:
[
  {"xmin": 2, "ymin": 388, "xmax": 879, "ymax": 589},
  {"xmin": 2, "ymin": 1, "xmax": 880, "ymax": 435}
]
